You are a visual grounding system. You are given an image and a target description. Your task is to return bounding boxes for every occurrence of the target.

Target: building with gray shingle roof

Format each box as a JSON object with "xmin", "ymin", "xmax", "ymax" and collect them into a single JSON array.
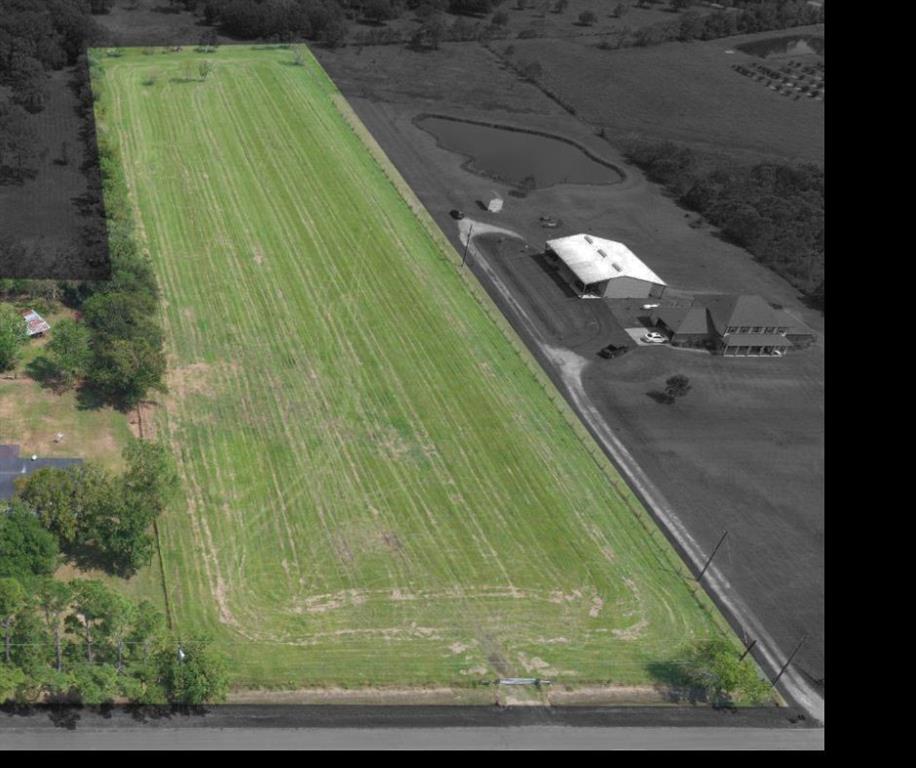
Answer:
[
  {"xmin": 651, "ymin": 295, "xmax": 812, "ymax": 356},
  {"xmin": 0, "ymin": 445, "xmax": 82, "ymax": 500}
]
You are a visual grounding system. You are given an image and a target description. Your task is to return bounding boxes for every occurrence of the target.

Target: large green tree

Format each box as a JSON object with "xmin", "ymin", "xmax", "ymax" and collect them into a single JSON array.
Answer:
[
  {"xmin": 683, "ymin": 637, "xmax": 772, "ymax": 704},
  {"xmin": 37, "ymin": 579, "xmax": 73, "ymax": 674},
  {"xmin": 0, "ymin": 578, "xmax": 26, "ymax": 664},
  {"xmin": 44, "ymin": 317, "xmax": 92, "ymax": 389},
  {"xmin": 158, "ymin": 635, "xmax": 229, "ymax": 705},
  {"xmin": 96, "ymin": 440, "xmax": 178, "ymax": 576},
  {"xmin": 66, "ymin": 579, "xmax": 118, "ymax": 664},
  {"xmin": 0, "ymin": 302, "xmax": 27, "ymax": 371},
  {"xmin": 0, "ymin": 501, "xmax": 60, "ymax": 578},
  {"xmin": 16, "ymin": 463, "xmax": 114, "ymax": 545}
]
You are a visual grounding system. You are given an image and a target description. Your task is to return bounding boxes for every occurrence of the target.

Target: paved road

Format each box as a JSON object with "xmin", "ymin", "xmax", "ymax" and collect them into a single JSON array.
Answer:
[{"xmin": 0, "ymin": 726, "xmax": 823, "ymax": 750}]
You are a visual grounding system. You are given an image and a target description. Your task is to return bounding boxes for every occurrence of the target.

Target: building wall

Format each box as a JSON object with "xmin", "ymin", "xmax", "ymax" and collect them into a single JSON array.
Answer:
[
  {"xmin": 602, "ymin": 276, "xmax": 665, "ymax": 299},
  {"xmin": 718, "ymin": 336, "xmax": 788, "ymax": 356},
  {"xmin": 671, "ymin": 333, "xmax": 710, "ymax": 348}
]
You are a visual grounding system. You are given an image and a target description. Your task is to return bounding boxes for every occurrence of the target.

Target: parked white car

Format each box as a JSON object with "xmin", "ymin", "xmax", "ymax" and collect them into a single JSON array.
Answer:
[
  {"xmin": 642, "ymin": 303, "xmax": 661, "ymax": 310},
  {"xmin": 641, "ymin": 331, "xmax": 668, "ymax": 344}
]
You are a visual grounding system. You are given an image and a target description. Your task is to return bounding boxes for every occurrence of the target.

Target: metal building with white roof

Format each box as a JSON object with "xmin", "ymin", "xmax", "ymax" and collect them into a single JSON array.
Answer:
[{"xmin": 545, "ymin": 234, "xmax": 666, "ymax": 299}]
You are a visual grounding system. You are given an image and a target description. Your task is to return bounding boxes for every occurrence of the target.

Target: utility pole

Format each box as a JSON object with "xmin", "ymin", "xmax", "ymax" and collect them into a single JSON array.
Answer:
[
  {"xmin": 773, "ymin": 634, "xmax": 807, "ymax": 686},
  {"xmin": 462, "ymin": 224, "xmax": 474, "ymax": 268},
  {"xmin": 697, "ymin": 529, "xmax": 728, "ymax": 581},
  {"xmin": 739, "ymin": 638, "xmax": 757, "ymax": 662}
]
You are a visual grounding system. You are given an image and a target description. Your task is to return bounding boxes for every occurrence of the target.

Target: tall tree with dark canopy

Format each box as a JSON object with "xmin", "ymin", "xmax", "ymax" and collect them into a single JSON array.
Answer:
[
  {"xmin": 43, "ymin": 316, "xmax": 92, "ymax": 389},
  {"xmin": 0, "ymin": 501, "xmax": 60, "ymax": 579},
  {"xmin": 0, "ymin": 302, "xmax": 27, "ymax": 371},
  {"xmin": 0, "ymin": 577, "xmax": 26, "ymax": 664}
]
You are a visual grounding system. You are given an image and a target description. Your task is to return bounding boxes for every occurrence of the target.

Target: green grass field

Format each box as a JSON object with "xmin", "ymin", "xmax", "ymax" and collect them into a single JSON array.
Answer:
[{"xmin": 94, "ymin": 46, "xmax": 730, "ymax": 689}]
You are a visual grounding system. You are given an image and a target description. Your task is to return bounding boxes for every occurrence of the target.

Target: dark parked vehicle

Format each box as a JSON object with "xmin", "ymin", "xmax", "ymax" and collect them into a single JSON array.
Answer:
[
  {"xmin": 598, "ymin": 343, "xmax": 629, "ymax": 359},
  {"xmin": 450, "ymin": 209, "xmax": 465, "ymax": 220}
]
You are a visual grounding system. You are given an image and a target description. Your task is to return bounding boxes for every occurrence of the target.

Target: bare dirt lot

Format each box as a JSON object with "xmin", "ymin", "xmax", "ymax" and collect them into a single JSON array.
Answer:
[{"xmin": 315, "ymin": 37, "xmax": 823, "ymax": 692}]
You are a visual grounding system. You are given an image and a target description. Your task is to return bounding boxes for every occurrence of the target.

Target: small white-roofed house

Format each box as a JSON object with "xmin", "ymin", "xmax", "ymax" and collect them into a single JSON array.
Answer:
[
  {"xmin": 544, "ymin": 234, "xmax": 666, "ymax": 299},
  {"xmin": 21, "ymin": 309, "xmax": 50, "ymax": 337}
]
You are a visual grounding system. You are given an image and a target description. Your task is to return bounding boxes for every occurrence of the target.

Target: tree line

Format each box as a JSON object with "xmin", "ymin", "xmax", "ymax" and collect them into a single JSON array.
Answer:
[
  {"xmin": 600, "ymin": 1, "xmax": 824, "ymax": 51},
  {"xmin": 0, "ymin": 574, "xmax": 227, "ymax": 706},
  {"xmin": 44, "ymin": 51, "xmax": 168, "ymax": 410},
  {"xmin": 0, "ymin": 435, "xmax": 230, "ymax": 706},
  {"xmin": 0, "ymin": 0, "xmax": 105, "ymax": 182},
  {"xmin": 625, "ymin": 140, "xmax": 824, "ymax": 305},
  {"xmin": 0, "ymin": 0, "xmax": 105, "ymax": 112},
  {"xmin": 176, "ymin": 1, "xmax": 520, "ymax": 48}
]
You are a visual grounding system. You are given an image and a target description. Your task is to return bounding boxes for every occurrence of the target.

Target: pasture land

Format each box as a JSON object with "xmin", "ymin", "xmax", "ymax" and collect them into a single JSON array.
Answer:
[
  {"xmin": 0, "ymin": 377, "xmax": 131, "ymax": 472},
  {"xmin": 506, "ymin": 25, "xmax": 825, "ymax": 165},
  {"xmin": 94, "ymin": 46, "xmax": 731, "ymax": 689}
]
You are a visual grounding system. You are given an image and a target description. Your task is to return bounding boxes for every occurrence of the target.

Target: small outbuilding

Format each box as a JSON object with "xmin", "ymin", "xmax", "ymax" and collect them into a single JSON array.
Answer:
[
  {"xmin": 544, "ymin": 234, "xmax": 666, "ymax": 299},
  {"xmin": 22, "ymin": 309, "xmax": 50, "ymax": 337}
]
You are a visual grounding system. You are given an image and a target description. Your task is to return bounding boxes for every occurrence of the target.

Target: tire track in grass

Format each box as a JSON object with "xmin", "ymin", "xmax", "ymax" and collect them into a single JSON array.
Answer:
[
  {"xmin": 104, "ymin": 49, "xmax": 731, "ymax": 685},
  {"xmin": 247, "ymin": 65, "xmax": 486, "ymax": 603}
]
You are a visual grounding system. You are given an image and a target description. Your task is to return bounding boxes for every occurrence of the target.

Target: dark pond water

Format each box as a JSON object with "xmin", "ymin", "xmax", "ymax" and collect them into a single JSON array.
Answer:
[
  {"xmin": 736, "ymin": 35, "xmax": 824, "ymax": 59},
  {"xmin": 416, "ymin": 116, "xmax": 623, "ymax": 189}
]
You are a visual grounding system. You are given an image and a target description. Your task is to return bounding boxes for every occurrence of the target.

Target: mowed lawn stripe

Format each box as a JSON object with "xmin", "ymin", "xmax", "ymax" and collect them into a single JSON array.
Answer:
[{"xmin": 96, "ymin": 47, "xmax": 731, "ymax": 686}]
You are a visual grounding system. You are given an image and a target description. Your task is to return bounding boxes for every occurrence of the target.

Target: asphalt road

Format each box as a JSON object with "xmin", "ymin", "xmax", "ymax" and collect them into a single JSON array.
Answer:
[{"xmin": 0, "ymin": 725, "xmax": 824, "ymax": 750}]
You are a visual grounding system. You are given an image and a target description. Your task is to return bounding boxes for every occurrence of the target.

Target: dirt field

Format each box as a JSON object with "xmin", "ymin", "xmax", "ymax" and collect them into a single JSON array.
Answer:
[{"xmin": 315, "ymin": 40, "xmax": 823, "ymax": 692}]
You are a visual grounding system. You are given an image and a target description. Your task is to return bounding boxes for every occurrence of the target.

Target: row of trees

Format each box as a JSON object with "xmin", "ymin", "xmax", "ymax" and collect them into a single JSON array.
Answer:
[
  {"xmin": 58, "ymin": 54, "xmax": 169, "ymax": 410},
  {"xmin": 197, "ymin": 0, "xmax": 350, "ymax": 45},
  {"xmin": 0, "ymin": 575, "xmax": 227, "ymax": 706},
  {"xmin": 0, "ymin": 0, "xmax": 107, "ymax": 115},
  {"xmin": 174, "ymin": 0, "xmax": 524, "ymax": 48},
  {"xmin": 14, "ymin": 440, "xmax": 179, "ymax": 578},
  {"xmin": 626, "ymin": 140, "xmax": 824, "ymax": 301},
  {"xmin": 601, "ymin": 1, "xmax": 824, "ymax": 50}
]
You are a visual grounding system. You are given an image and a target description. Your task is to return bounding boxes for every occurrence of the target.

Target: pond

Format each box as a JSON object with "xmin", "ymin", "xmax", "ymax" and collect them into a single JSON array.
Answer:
[
  {"xmin": 416, "ymin": 116, "xmax": 623, "ymax": 190},
  {"xmin": 736, "ymin": 35, "xmax": 824, "ymax": 59}
]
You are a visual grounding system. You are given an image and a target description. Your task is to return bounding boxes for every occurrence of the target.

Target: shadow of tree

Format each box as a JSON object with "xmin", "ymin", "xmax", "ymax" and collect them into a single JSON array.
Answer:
[
  {"xmin": 126, "ymin": 702, "xmax": 174, "ymax": 723},
  {"xmin": 62, "ymin": 540, "xmax": 116, "ymax": 575},
  {"xmin": 24, "ymin": 355, "xmax": 59, "ymax": 388},
  {"xmin": 74, "ymin": 382, "xmax": 110, "ymax": 412},
  {"xmin": 644, "ymin": 660, "xmax": 708, "ymax": 705},
  {"xmin": 647, "ymin": 390, "xmax": 675, "ymax": 405},
  {"xmin": 47, "ymin": 703, "xmax": 82, "ymax": 730}
]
